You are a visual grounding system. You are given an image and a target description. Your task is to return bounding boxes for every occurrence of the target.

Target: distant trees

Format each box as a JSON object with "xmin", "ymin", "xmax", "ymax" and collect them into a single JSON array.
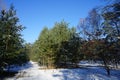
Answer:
[{"xmin": 0, "ymin": 5, "xmax": 29, "ymax": 72}]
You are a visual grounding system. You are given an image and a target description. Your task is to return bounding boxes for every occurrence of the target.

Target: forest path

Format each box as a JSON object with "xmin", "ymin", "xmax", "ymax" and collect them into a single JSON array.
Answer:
[
  {"xmin": 5, "ymin": 61, "xmax": 120, "ymax": 80},
  {"xmin": 6, "ymin": 61, "xmax": 59, "ymax": 80}
]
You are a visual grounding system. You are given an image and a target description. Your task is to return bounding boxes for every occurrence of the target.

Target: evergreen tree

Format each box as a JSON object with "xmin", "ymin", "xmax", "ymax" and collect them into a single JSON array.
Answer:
[
  {"xmin": 0, "ymin": 5, "xmax": 28, "ymax": 72},
  {"xmin": 32, "ymin": 21, "xmax": 82, "ymax": 68}
]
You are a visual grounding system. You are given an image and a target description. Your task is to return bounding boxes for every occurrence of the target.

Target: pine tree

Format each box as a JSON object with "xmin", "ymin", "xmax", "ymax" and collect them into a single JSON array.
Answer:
[
  {"xmin": 32, "ymin": 21, "xmax": 81, "ymax": 68},
  {"xmin": 0, "ymin": 5, "xmax": 28, "ymax": 72}
]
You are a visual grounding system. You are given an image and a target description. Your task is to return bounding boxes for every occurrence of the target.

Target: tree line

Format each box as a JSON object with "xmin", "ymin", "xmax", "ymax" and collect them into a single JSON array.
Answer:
[
  {"xmin": 27, "ymin": 0, "xmax": 120, "ymax": 75},
  {"xmin": 0, "ymin": 0, "xmax": 119, "ymax": 76}
]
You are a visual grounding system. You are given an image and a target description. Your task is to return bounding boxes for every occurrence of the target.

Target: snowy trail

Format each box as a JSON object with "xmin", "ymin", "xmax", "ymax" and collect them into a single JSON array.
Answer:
[
  {"xmin": 5, "ymin": 61, "xmax": 120, "ymax": 80},
  {"xmin": 5, "ymin": 61, "xmax": 60, "ymax": 80}
]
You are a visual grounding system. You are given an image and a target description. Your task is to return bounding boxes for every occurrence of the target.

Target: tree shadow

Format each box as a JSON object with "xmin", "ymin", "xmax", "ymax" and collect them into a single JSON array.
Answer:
[
  {"xmin": 0, "ymin": 71, "xmax": 18, "ymax": 80},
  {"xmin": 0, "ymin": 61, "xmax": 33, "ymax": 79},
  {"xmin": 52, "ymin": 67, "xmax": 120, "ymax": 80},
  {"xmin": 7, "ymin": 61, "xmax": 33, "ymax": 72}
]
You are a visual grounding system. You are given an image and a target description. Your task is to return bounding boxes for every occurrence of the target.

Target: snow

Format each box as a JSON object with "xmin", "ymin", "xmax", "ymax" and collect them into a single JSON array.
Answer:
[
  {"xmin": 79, "ymin": 61, "xmax": 102, "ymax": 67},
  {"xmin": 4, "ymin": 61, "xmax": 120, "ymax": 80}
]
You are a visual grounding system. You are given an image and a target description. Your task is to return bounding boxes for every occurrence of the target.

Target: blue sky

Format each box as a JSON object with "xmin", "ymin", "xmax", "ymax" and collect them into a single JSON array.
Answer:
[{"xmin": 4, "ymin": 0, "xmax": 104, "ymax": 43}]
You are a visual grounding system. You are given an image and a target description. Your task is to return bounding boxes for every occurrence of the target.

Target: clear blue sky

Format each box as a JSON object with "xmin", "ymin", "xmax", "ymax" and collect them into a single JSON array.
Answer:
[{"xmin": 4, "ymin": 0, "xmax": 104, "ymax": 43}]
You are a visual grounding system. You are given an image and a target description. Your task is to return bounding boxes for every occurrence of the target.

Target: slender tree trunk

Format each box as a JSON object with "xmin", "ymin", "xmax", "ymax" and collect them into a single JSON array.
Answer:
[{"xmin": 103, "ymin": 59, "xmax": 110, "ymax": 76}]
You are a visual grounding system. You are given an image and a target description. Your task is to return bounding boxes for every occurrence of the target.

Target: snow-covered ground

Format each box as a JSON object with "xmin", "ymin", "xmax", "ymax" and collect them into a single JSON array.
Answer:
[{"xmin": 4, "ymin": 61, "xmax": 120, "ymax": 80}]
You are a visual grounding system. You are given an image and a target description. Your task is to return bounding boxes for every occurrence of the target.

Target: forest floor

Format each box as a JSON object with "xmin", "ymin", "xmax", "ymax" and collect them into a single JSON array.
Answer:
[{"xmin": 3, "ymin": 61, "xmax": 120, "ymax": 80}]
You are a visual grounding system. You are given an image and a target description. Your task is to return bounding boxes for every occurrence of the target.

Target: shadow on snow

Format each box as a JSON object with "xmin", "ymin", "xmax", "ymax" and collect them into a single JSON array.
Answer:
[
  {"xmin": 0, "ymin": 61, "xmax": 33, "ymax": 79},
  {"xmin": 52, "ymin": 67, "xmax": 120, "ymax": 80}
]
